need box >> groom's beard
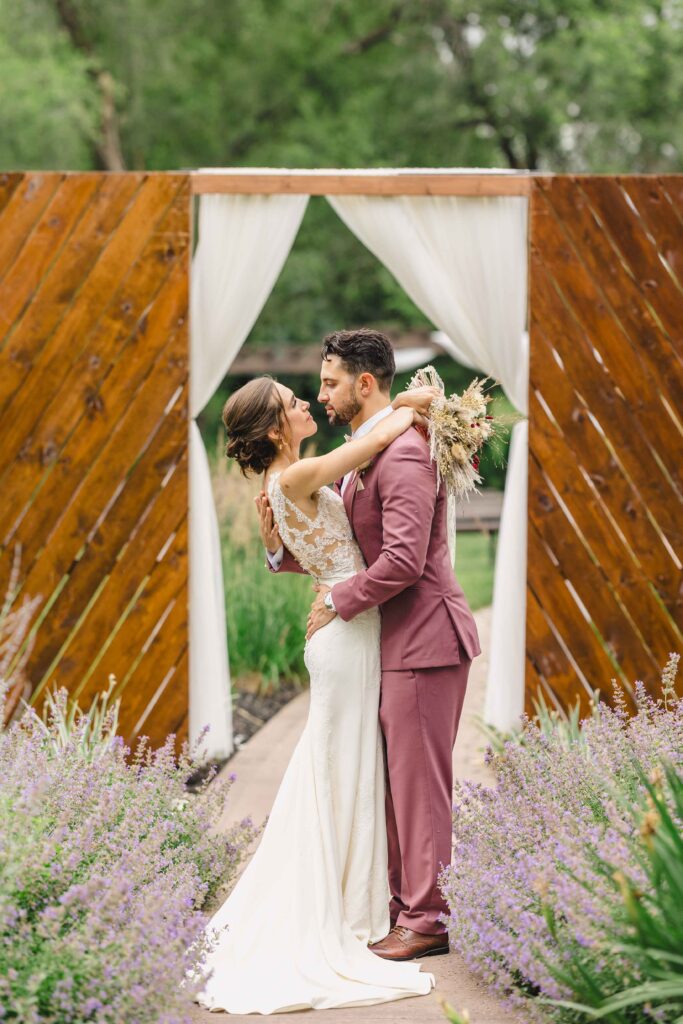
[325,391,362,427]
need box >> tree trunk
[53,0,127,170]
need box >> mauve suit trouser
[379,659,471,935]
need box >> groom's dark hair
[321,328,395,394]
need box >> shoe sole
[373,945,450,962]
[416,945,450,959]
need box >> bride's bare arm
[280,406,418,501]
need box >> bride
[195,375,437,1014]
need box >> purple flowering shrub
[440,656,682,1023]
[544,759,683,1021]
[0,686,258,1024]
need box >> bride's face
[273,383,317,448]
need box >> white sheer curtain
[327,194,528,732]
[190,192,308,758]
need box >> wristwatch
[323,591,336,613]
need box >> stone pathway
[190,606,508,1023]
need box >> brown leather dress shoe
[369,925,449,961]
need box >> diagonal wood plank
[28,448,188,696]
[135,646,189,749]
[0,174,143,413]
[0,174,24,219]
[525,586,591,715]
[115,592,188,740]
[0,175,183,474]
[50,518,187,722]
[0,174,63,287]
[63,519,188,711]
[529,389,683,653]
[529,241,683,554]
[527,518,625,693]
[530,319,682,621]
[620,176,683,290]
[0,172,191,751]
[174,708,189,749]
[658,176,683,230]
[0,175,101,338]
[0,189,190,549]
[578,176,683,347]
[531,186,683,499]
[528,453,662,686]
[2,280,187,604]
[529,251,682,519]
[537,177,683,417]
[528,174,683,714]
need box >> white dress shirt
[266,404,394,572]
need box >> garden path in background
[190,606,508,1024]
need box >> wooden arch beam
[191,170,533,196]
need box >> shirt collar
[351,405,394,440]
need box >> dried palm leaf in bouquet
[405,365,504,501]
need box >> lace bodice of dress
[267,471,365,585]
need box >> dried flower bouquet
[405,365,503,500]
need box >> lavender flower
[440,656,683,1023]
[0,685,258,1023]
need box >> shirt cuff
[266,545,284,570]
[327,588,337,612]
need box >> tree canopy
[2,0,681,176]
[3,0,681,471]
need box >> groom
[257,328,480,960]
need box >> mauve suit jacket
[275,426,481,672]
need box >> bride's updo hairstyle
[222,376,288,477]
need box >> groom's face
[318,356,362,427]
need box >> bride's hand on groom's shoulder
[255,492,281,553]
[392,385,440,417]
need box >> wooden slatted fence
[0,172,190,750]
[2,169,680,741]
[527,175,683,715]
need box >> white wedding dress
[195,473,434,1014]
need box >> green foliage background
[5,0,680,672]
[2,1,681,353]
[3,0,681,471]
[4,1,682,175]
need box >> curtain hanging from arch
[190,190,308,758]
[327,193,529,732]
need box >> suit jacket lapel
[343,470,358,521]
